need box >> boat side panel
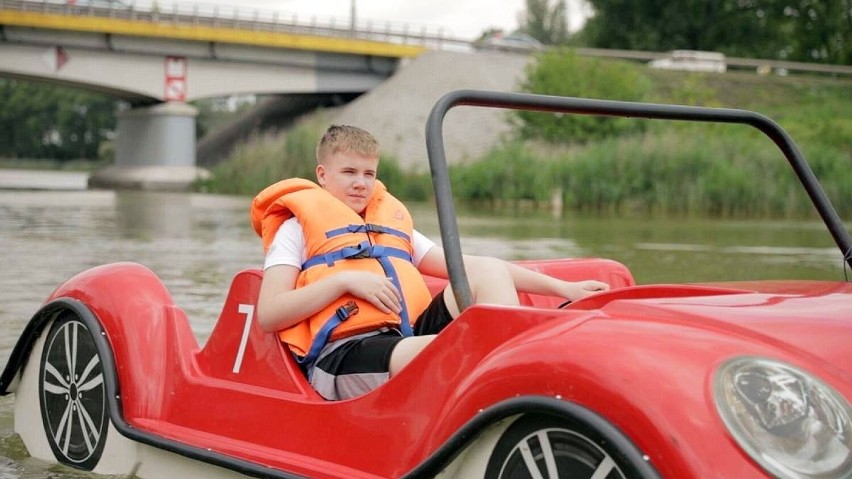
[45,262,200,421]
[195,268,318,398]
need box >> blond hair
[316,125,379,164]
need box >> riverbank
[0,169,89,190]
[200,52,852,218]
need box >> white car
[476,32,544,53]
[649,50,727,73]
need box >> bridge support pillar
[89,102,209,190]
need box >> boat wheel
[39,311,108,470]
[485,415,632,479]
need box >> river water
[0,188,846,477]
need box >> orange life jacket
[250,178,433,360]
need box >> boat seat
[196,268,320,398]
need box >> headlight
[714,357,852,479]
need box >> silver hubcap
[41,317,107,467]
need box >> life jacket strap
[301,241,413,269]
[301,243,415,335]
[302,242,415,334]
[326,224,411,242]
[295,301,359,366]
[375,255,413,337]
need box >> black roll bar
[425,89,852,311]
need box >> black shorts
[308,292,453,400]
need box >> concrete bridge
[0,0,466,189]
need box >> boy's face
[316,150,379,214]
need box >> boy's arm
[257,265,403,333]
[257,265,343,333]
[499,260,609,299]
[417,246,608,301]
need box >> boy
[252,125,608,400]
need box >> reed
[450,124,851,218]
[196,117,426,199]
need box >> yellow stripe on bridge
[0,9,427,58]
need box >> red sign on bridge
[164,56,187,101]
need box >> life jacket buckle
[336,300,359,320]
[349,243,373,259]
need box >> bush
[516,49,653,143]
[377,159,432,201]
[449,141,556,203]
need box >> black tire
[485,414,636,479]
[39,311,108,471]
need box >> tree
[580,0,852,65]
[782,0,852,64]
[518,0,570,45]
[516,50,652,143]
[0,79,119,161]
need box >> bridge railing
[0,0,475,51]
[4,0,850,75]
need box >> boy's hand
[343,271,402,314]
[563,280,610,301]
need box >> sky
[208,0,591,40]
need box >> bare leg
[443,256,520,317]
[389,335,435,376]
[390,257,520,376]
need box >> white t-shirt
[264,217,436,270]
